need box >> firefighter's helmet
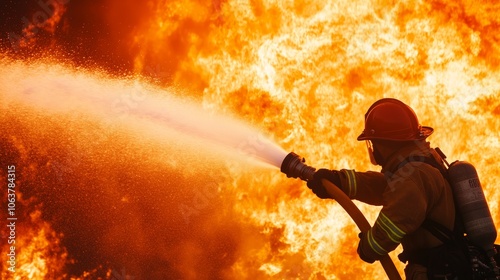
[357,98,433,141]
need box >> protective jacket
[336,141,455,265]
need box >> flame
[0,193,70,279]
[1,0,500,279]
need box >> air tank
[448,161,497,253]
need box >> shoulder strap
[421,219,455,245]
[392,155,448,179]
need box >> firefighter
[306,98,457,279]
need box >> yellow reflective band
[377,218,402,244]
[367,229,388,256]
[345,170,357,197]
[378,212,406,242]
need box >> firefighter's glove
[357,232,376,264]
[306,169,341,199]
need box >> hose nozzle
[280,152,316,181]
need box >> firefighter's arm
[306,169,387,204]
[338,170,387,205]
[357,175,428,262]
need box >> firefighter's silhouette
[308,98,463,279]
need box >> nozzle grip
[280,152,316,181]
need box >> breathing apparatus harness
[390,147,500,280]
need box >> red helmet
[357,98,433,141]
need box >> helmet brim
[420,126,434,139]
[357,125,434,141]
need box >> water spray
[280,152,402,280]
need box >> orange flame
[1,0,500,279]
[0,194,70,279]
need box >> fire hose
[281,152,402,280]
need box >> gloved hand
[357,232,376,263]
[306,169,341,199]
